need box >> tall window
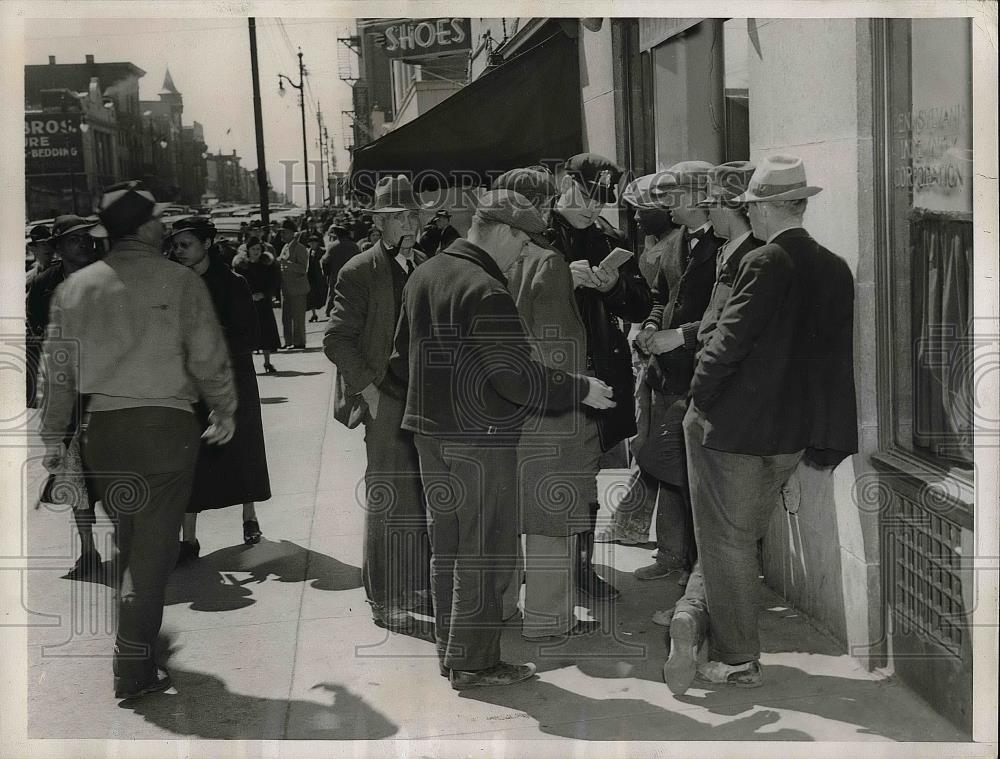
[723,18,749,161]
[887,18,973,468]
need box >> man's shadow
[165,539,362,612]
[461,676,813,741]
[121,639,397,739]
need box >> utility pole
[316,102,326,206]
[278,49,310,212]
[248,18,270,225]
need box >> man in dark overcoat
[389,190,615,690]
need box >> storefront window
[887,18,974,469]
[723,18,749,161]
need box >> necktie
[406,259,415,276]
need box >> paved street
[20,316,969,745]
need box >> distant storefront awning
[351,31,582,194]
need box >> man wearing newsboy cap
[663,155,858,694]
[548,152,653,601]
[40,180,237,700]
[388,189,616,691]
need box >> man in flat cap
[41,180,236,700]
[630,161,722,590]
[547,152,653,601]
[664,155,858,693]
[389,189,615,690]
[325,175,431,633]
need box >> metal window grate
[887,494,964,656]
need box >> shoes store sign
[378,18,471,59]
[25,114,85,175]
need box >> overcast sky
[25,16,358,206]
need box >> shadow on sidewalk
[461,677,813,741]
[121,638,397,739]
[166,539,362,612]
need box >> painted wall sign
[25,114,84,175]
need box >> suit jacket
[388,239,587,445]
[278,239,310,296]
[690,228,858,464]
[695,232,764,349]
[324,241,426,429]
[644,225,722,396]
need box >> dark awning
[350,31,582,195]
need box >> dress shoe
[662,610,700,695]
[292,344,306,349]
[577,571,621,601]
[66,549,104,582]
[372,606,413,633]
[695,659,763,688]
[449,661,536,691]
[114,667,172,699]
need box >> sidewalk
[21,319,970,744]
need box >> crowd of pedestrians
[29,149,857,701]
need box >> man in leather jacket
[545,153,653,600]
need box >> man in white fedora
[663,155,858,693]
[324,174,431,633]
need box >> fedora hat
[735,155,822,202]
[369,175,427,213]
[90,180,170,238]
[50,214,98,241]
[696,161,757,207]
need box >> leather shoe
[372,606,413,633]
[450,661,536,691]
[696,659,763,688]
[577,571,620,601]
[662,610,700,695]
[114,667,172,699]
[634,562,674,580]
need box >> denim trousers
[679,406,802,664]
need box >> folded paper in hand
[599,247,634,272]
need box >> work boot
[449,661,536,691]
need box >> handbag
[37,436,89,510]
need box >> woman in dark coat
[305,233,328,322]
[233,237,281,374]
[168,217,273,562]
